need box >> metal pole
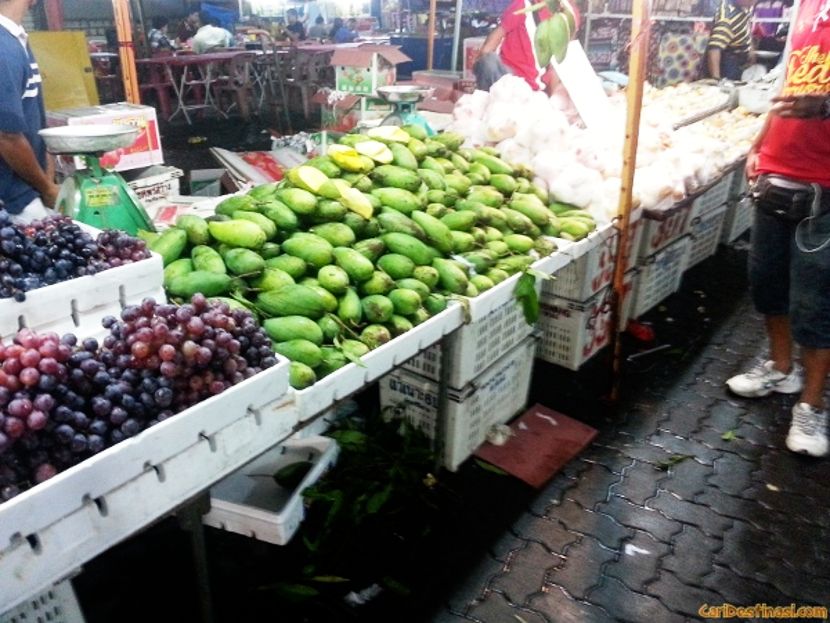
[426,0,437,70]
[112,0,141,104]
[610,0,650,402]
[450,0,463,72]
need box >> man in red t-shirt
[726,0,830,457]
[473,0,576,92]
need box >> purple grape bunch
[0,295,276,501]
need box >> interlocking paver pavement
[433,250,830,622]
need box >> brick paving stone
[444,553,505,613]
[732,420,778,448]
[528,587,616,623]
[745,484,830,527]
[563,463,621,510]
[528,474,580,517]
[598,440,677,467]
[708,455,757,496]
[701,564,794,604]
[544,536,616,599]
[647,431,723,466]
[756,453,830,498]
[700,402,747,433]
[579,445,635,475]
[661,524,722,586]
[489,541,561,605]
[609,460,664,506]
[586,576,686,623]
[646,491,732,538]
[765,562,830,604]
[655,404,703,438]
[694,486,783,529]
[691,426,768,462]
[604,531,670,593]
[489,531,530,563]
[511,514,578,556]
[430,608,476,622]
[549,499,633,550]
[466,592,549,623]
[714,520,782,584]
[647,570,724,617]
[596,496,683,543]
[661,459,713,500]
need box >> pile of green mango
[153,125,597,390]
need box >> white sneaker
[726,360,803,398]
[786,403,829,457]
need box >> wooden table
[137,51,256,124]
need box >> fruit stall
[0,5,769,617]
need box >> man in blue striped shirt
[0,0,58,222]
[706,0,758,79]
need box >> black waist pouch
[753,176,820,222]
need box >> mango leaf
[657,454,692,471]
[271,460,314,489]
[331,429,369,449]
[721,430,736,441]
[310,575,351,583]
[367,484,393,514]
[474,458,509,476]
[525,267,551,281]
[514,272,540,325]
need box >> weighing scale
[39,125,155,234]
[375,85,435,136]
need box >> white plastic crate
[631,235,692,318]
[0,253,165,341]
[203,436,339,546]
[692,174,731,218]
[687,204,728,269]
[0,359,294,612]
[1,579,84,623]
[720,197,754,243]
[537,271,635,370]
[728,161,748,200]
[401,297,532,388]
[638,201,694,259]
[125,166,183,207]
[379,336,536,471]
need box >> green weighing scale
[376,85,435,136]
[39,124,155,234]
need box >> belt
[754,174,830,220]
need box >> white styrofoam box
[638,201,694,259]
[720,197,754,243]
[401,296,532,387]
[691,174,731,220]
[125,166,183,207]
[0,579,85,623]
[290,304,464,422]
[0,360,294,612]
[379,336,536,471]
[203,436,339,546]
[631,235,692,319]
[687,204,728,269]
[537,271,636,371]
[543,224,617,301]
[0,253,164,342]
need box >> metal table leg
[177,494,214,623]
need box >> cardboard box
[47,103,163,174]
[330,44,411,96]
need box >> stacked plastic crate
[686,175,732,268]
[720,161,753,243]
[536,224,639,371]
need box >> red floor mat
[474,404,598,488]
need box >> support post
[112,0,141,104]
[450,0,463,72]
[610,0,650,401]
[426,0,437,70]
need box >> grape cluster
[0,296,277,501]
[0,209,151,301]
[91,229,151,271]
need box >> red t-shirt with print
[758,0,830,186]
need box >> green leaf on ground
[721,430,737,441]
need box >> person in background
[191,11,234,53]
[706,0,757,80]
[308,15,327,39]
[334,17,358,43]
[726,0,830,457]
[302,0,328,29]
[473,0,578,92]
[286,8,306,41]
[147,16,175,52]
[0,0,59,224]
[177,6,200,46]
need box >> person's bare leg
[799,347,830,408]
[766,315,794,373]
